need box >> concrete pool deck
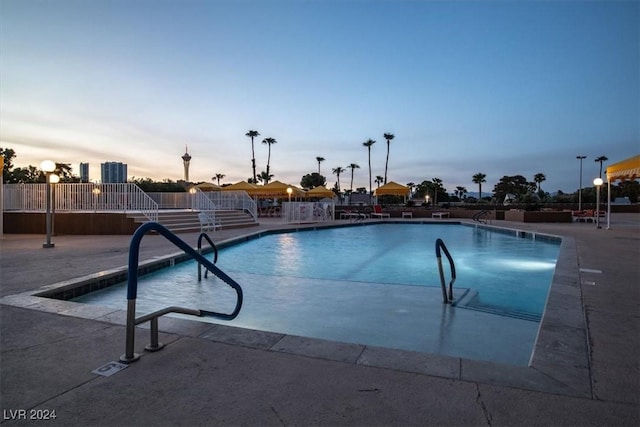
[1,214,638,425]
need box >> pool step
[127,210,258,233]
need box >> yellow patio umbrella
[306,185,335,198]
[374,181,411,197]
[604,154,640,228]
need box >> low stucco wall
[503,210,572,223]
[3,212,140,235]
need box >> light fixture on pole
[287,187,292,203]
[576,155,586,211]
[92,186,101,212]
[593,177,603,229]
[40,160,56,248]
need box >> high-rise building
[182,146,192,182]
[79,162,89,183]
[101,162,128,183]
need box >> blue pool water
[74,223,561,365]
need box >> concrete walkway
[1,215,638,426]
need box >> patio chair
[371,205,391,219]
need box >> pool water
[74,223,560,365]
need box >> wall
[3,212,140,235]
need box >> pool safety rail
[473,210,491,224]
[435,238,456,304]
[120,222,243,363]
[197,232,219,280]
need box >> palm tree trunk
[251,137,257,183]
[368,148,372,201]
[266,145,271,184]
[384,142,390,184]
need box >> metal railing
[435,238,456,304]
[473,210,491,224]
[121,222,243,363]
[282,201,335,223]
[147,190,257,220]
[3,183,158,221]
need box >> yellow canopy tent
[306,185,334,199]
[220,181,259,196]
[374,181,411,197]
[187,182,221,192]
[254,180,306,198]
[604,154,640,228]
[606,155,640,182]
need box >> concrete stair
[127,210,258,234]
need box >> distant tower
[182,145,192,182]
[79,162,89,183]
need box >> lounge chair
[340,209,367,221]
[371,205,391,219]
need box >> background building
[182,146,191,182]
[79,162,89,183]
[101,161,127,183]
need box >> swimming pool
[74,223,561,365]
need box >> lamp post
[576,155,586,211]
[593,177,603,229]
[40,160,56,248]
[287,187,292,203]
[92,186,101,212]
[189,187,197,210]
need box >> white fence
[282,202,334,223]
[2,184,258,223]
[147,190,257,220]
[3,183,159,221]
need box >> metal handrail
[121,222,243,363]
[473,210,491,224]
[435,238,456,304]
[197,232,219,281]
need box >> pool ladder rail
[435,238,456,304]
[472,210,491,224]
[120,222,243,364]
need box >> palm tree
[472,173,487,201]
[595,156,608,178]
[213,173,225,186]
[245,130,260,184]
[533,173,546,192]
[257,170,274,184]
[347,163,360,192]
[432,177,443,206]
[455,186,467,200]
[262,137,277,184]
[332,166,345,192]
[316,156,325,175]
[406,182,415,199]
[383,133,394,184]
[375,175,384,187]
[362,139,376,199]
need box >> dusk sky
[1,0,638,194]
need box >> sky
[1,0,638,195]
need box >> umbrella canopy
[254,180,306,198]
[374,181,410,197]
[606,155,640,182]
[306,185,334,198]
[221,181,259,195]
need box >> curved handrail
[473,210,490,223]
[197,232,218,280]
[122,222,243,363]
[435,238,456,304]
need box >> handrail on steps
[435,238,456,304]
[120,222,243,363]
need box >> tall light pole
[594,177,603,229]
[576,156,586,211]
[40,160,57,248]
